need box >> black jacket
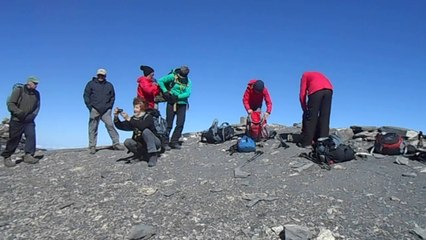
[7,84,40,122]
[114,113,157,142]
[83,77,115,115]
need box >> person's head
[133,97,147,114]
[26,76,39,89]
[96,68,107,81]
[174,65,190,81]
[253,80,264,93]
[140,65,154,79]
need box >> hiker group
[7,67,419,169]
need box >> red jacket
[299,72,333,110]
[137,76,160,109]
[243,80,272,113]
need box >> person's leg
[101,109,122,149]
[124,138,145,158]
[1,120,25,167]
[317,89,333,139]
[164,103,175,150]
[88,108,101,151]
[142,128,161,167]
[170,104,186,148]
[300,91,322,147]
[21,121,39,164]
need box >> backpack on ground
[237,135,256,152]
[201,119,235,144]
[372,132,405,155]
[313,134,355,166]
[246,111,268,141]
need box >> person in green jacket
[157,66,192,150]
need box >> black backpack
[313,134,355,165]
[144,109,168,142]
[201,119,235,143]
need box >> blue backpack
[237,135,256,152]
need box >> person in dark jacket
[298,71,334,148]
[114,97,162,167]
[137,65,160,109]
[1,77,41,167]
[83,68,124,154]
[157,66,192,150]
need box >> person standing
[137,65,160,109]
[298,71,333,147]
[157,66,191,150]
[1,77,41,167]
[83,68,124,154]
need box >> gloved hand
[162,92,171,102]
[169,95,178,104]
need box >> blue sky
[1,0,425,149]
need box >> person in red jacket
[242,80,272,118]
[137,65,160,109]
[298,71,333,147]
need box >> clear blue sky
[1,1,425,149]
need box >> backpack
[201,119,235,143]
[237,135,256,152]
[373,132,404,155]
[145,109,168,138]
[313,134,355,165]
[7,83,25,105]
[246,111,269,141]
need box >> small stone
[390,196,400,202]
[402,173,417,178]
[234,167,250,178]
[316,228,335,240]
[333,165,346,170]
[394,156,409,165]
[284,224,312,240]
[139,187,157,196]
[128,224,155,240]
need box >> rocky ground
[0,124,425,240]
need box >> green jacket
[158,73,191,105]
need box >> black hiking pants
[166,103,187,145]
[1,119,36,158]
[301,89,333,146]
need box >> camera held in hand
[117,108,123,114]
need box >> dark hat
[140,65,154,77]
[176,65,190,79]
[253,80,264,92]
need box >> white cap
[96,68,107,75]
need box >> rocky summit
[0,123,425,240]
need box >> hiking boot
[164,145,171,151]
[148,153,158,167]
[23,154,39,164]
[113,143,125,151]
[3,157,16,168]
[169,143,181,150]
[89,147,96,154]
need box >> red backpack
[246,111,269,141]
[373,132,404,155]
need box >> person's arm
[83,82,92,110]
[176,79,191,100]
[157,73,175,93]
[299,75,308,111]
[113,111,133,131]
[7,87,25,119]
[263,88,272,114]
[23,91,41,122]
[108,83,115,110]
[242,88,252,113]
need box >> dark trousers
[301,89,333,146]
[166,103,187,144]
[1,120,36,158]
